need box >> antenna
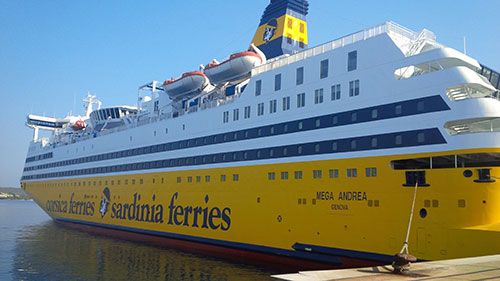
[463,36,467,55]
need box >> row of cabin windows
[254,50,358,96]
[23,128,434,180]
[26,98,427,173]
[176,174,239,183]
[33,178,145,188]
[267,167,376,180]
[225,79,362,122]
[26,152,53,163]
[26,97,436,173]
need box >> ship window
[395,105,402,115]
[294,171,303,179]
[223,111,229,123]
[232,174,239,181]
[348,51,357,71]
[275,74,281,91]
[320,59,329,79]
[244,106,251,119]
[315,119,321,128]
[350,140,357,150]
[351,112,357,122]
[297,93,305,108]
[314,88,324,104]
[417,101,425,112]
[371,138,378,148]
[299,41,305,48]
[332,142,338,151]
[258,102,264,116]
[395,135,403,145]
[220,175,226,182]
[332,115,338,125]
[371,109,378,119]
[270,99,277,113]
[365,167,377,177]
[315,144,320,152]
[268,172,276,180]
[299,23,305,33]
[283,147,288,156]
[298,121,303,130]
[349,80,360,96]
[205,175,210,182]
[283,124,289,132]
[417,132,425,143]
[282,96,290,111]
[187,176,193,183]
[281,171,289,180]
[297,145,303,154]
[296,67,304,85]
[313,170,322,179]
[347,168,358,178]
[432,155,455,168]
[329,169,339,178]
[196,176,201,183]
[331,84,341,100]
[233,109,239,121]
[255,80,262,96]
[391,157,430,170]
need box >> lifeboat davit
[203,44,266,84]
[163,71,209,100]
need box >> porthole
[463,170,473,178]
[419,208,427,218]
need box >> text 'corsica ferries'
[21,0,500,269]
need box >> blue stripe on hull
[55,217,394,265]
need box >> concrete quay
[272,254,500,280]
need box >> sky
[0,0,499,187]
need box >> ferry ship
[21,0,500,268]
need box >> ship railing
[252,21,421,76]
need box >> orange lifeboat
[204,50,265,84]
[163,71,209,100]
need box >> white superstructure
[22,21,500,182]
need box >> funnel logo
[263,19,278,42]
[99,187,111,217]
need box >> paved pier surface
[272,254,500,280]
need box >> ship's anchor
[392,181,418,273]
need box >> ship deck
[272,254,500,280]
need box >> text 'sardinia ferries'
[21,0,500,269]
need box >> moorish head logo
[263,19,278,42]
[99,187,111,217]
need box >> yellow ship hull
[22,148,500,267]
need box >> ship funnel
[251,0,309,59]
